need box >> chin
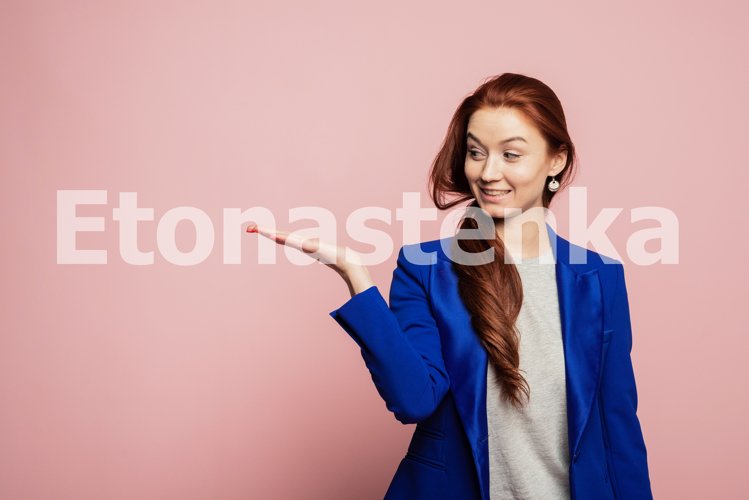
[475,204,520,220]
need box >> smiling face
[464,106,566,220]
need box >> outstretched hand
[245,223,375,296]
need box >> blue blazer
[329,223,653,499]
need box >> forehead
[466,107,541,144]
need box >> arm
[601,263,654,499]
[328,245,451,424]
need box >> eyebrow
[466,132,528,147]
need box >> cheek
[504,171,533,189]
[507,165,544,186]
[464,163,481,181]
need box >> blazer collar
[433,222,604,500]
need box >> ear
[549,147,568,177]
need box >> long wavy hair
[428,73,578,408]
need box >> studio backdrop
[1,1,746,499]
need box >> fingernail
[246,222,258,233]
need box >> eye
[467,149,521,161]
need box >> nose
[480,154,505,183]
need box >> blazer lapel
[432,223,604,500]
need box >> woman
[246,73,653,499]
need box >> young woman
[246,73,653,500]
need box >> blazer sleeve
[328,244,451,424]
[601,263,654,499]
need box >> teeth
[483,189,510,195]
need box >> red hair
[428,73,578,408]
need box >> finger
[246,224,343,265]
[302,238,344,264]
[246,224,287,244]
[298,236,321,254]
[288,236,342,268]
[274,231,315,251]
[248,225,322,254]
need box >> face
[464,106,566,219]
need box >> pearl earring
[547,176,560,192]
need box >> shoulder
[402,234,622,264]
[556,232,621,268]
[562,238,627,322]
[563,235,623,288]
[397,237,450,266]
[398,234,625,277]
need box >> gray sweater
[486,251,571,499]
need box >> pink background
[2,1,747,498]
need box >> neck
[494,209,551,262]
